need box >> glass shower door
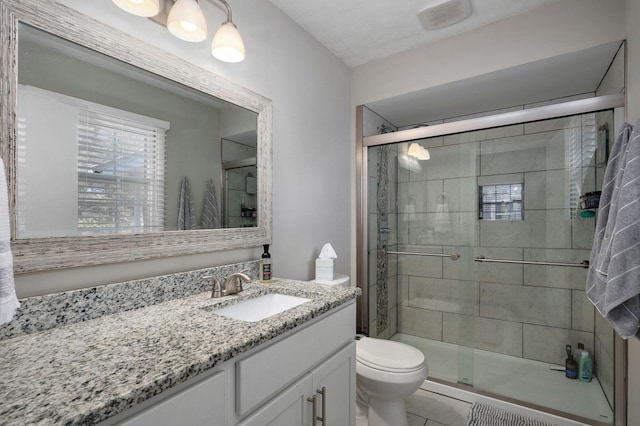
[223,163,257,228]
[365,108,617,424]
[366,137,479,386]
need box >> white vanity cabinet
[104,301,356,426]
[237,342,355,426]
[235,302,356,425]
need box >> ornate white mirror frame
[0,0,272,273]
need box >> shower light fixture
[407,142,421,156]
[408,143,430,160]
[112,0,245,63]
[416,148,430,160]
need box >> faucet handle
[224,270,252,293]
[236,269,251,291]
[204,275,222,298]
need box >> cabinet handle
[307,395,317,425]
[316,387,327,425]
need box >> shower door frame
[355,94,627,426]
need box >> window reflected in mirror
[16,23,258,238]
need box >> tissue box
[315,258,336,281]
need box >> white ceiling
[268,0,623,127]
[268,0,564,68]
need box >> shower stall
[356,96,626,425]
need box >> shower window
[478,183,523,220]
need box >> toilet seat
[356,337,425,373]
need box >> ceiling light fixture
[112,0,245,63]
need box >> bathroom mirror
[0,0,272,273]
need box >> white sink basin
[213,293,311,322]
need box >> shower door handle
[387,250,460,261]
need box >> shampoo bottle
[578,343,593,383]
[259,244,272,283]
[565,345,578,379]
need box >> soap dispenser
[578,343,593,383]
[259,244,272,283]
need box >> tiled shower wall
[390,111,613,373]
[364,106,399,339]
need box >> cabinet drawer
[236,302,355,417]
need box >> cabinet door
[312,342,356,426]
[117,370,226,426]
[237,374,314,426]
[236,303,355,417]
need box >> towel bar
[474,256,589,268]
[387,250,460,261]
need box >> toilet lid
[356,337,425,373]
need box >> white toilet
[355,336,428,426]
[310,274,428,426]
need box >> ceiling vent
[418,0,473,31]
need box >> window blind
[77,110,167,234]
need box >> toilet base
[359,398,409,426]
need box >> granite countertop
[0,278,359,425]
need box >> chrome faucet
[222,269,252,295]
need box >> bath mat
[467,402,557,426]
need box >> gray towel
[177,177,196,230]
[201,179,220,229]
[246,175,257,195]
[586,119,640,338]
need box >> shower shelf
[386,250,460,261]
[474,256,589,268]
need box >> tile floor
[406,389,471,426]
[355,389,471,426]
